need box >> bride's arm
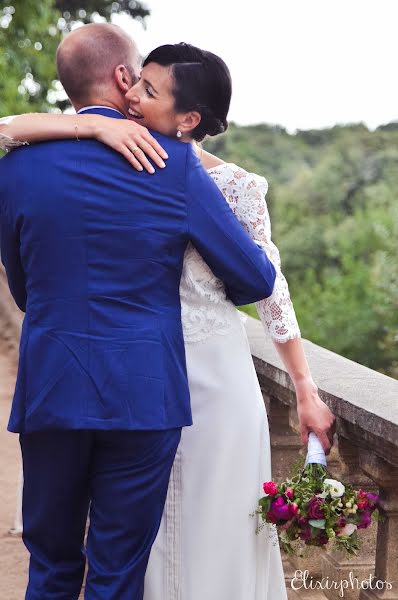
[249,176,335,452]
[273,338,335,452]
[0,113,168,173]
[211,164,335,452]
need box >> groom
[0,24,276,600]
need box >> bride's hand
[295,378,336,454]
[93,117,168,174]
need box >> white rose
[323,478,345,498]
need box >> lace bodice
[180,163,301,343]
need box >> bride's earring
[176,130,182,138]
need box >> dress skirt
[144,313,287,600]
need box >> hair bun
[197,106,228,138]
[206,116,228,137]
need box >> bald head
[56,23,140,107]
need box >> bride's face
[125,62,181,137]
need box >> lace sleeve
[0,116,29,152]
[228,166,301,343]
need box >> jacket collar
[77,106,126,120]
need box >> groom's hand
[94,117,168,174]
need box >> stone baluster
[322,433,378,600]
[265,391,329,587]
[263,393,302,486]
[359,453,398,600]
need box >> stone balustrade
[244,316,398,600]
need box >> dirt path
[0,343,28,599]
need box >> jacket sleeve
[0,163,27,312]
[185,148,276,306]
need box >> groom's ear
[178,111,201,135]
[114,64,133,93]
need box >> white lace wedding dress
[144,163,300,600]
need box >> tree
[0,1,61,115]
[0,0,150,117]
[55,0,149,27]
[204,123,398,378]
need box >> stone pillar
[265,392,329,583]
[263,393,307,587]
[263,393,302,483]
[359,454,398,600]
[322,434,378,600]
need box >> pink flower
[297,518,312,541]
[263,481,278,497]
[265,510,278,524]
[317,532,329,545]
[300,527,312,541]
[290,503,299,515]
[356,490,379,511]
[357,510,372,529]
[307,496,325,520]
[285,488,294,499]
[366,493,379,508]
[337,523,357,537]
[281,517,295,531]
[269,496,292,521]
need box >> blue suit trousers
[20,428,182,599]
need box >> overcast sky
[114,0,398,132]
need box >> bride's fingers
[117,144,144,171]
[316,430,332,454]
[125,122,168,160]
[140,131,169,161]
[328,426,336,446]
[134,138,167,169]
[300,428,309,445]
[126,143,155,174]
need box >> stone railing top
[244,316,398,467]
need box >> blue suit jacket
[0,107,276,433]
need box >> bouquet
[257,433,380,555]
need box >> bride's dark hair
[143,43,232,142]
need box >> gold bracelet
[74,123,80,141]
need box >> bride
[0,42,335,599]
